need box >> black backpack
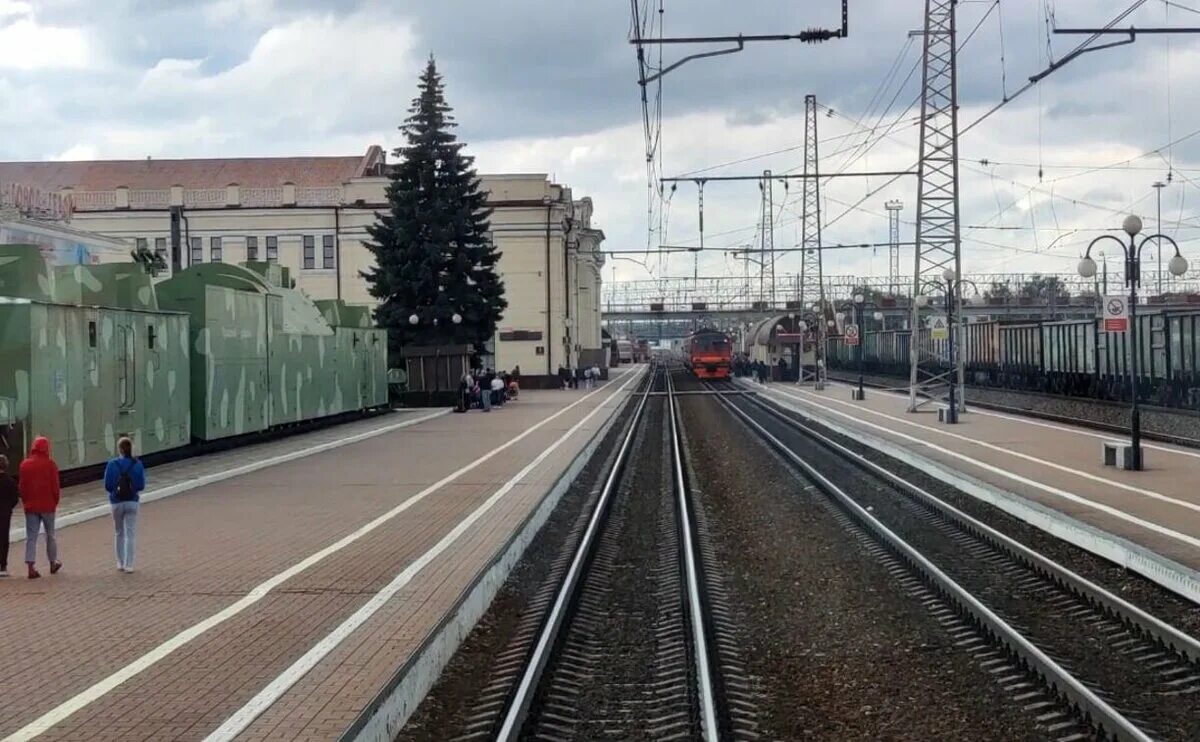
[116,459,138,502]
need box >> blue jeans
[480,387,491,411]
[112,501,139,569]
[24,512,57,565]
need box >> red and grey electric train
[683,328,733,380]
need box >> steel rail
[823,372,1200,449]
[740,391,1200,665]
[666,370,722,741]
[495,367,657,740]
[713,391,1154,742]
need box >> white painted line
[826,379,1200,461]
[204,366,644,741]
[6,409,452,546]
[2,373,643,742]
[780,385,1200,517]
[753,383,1200,550]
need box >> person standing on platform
[0,455,17,577]
[104,437,146,573]
[19,436,61,579]
[491,373,505,407]
[479,373,492,412]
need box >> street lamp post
[408,310,464,393]
[1078,215,1188,471]
[941,269,959,424]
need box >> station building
[0,147,605,383]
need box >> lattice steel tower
[886,200,903,295]
[909,0,962,411]
[799,94,827,386]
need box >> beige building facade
[0,147,605,381]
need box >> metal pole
[948,286,957,422]
[1128,236,1142,470]
[1153,181,1165,294]
[857,304,864,397]
[767,170,775,308]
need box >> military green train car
[0,245,191,469]
[155,261,388,442]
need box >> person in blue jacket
[104,437,146,573]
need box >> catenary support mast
[909,0,963,412]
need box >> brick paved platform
[743,378,1200,601]
[0,368,644,741]
[6,408,448,545]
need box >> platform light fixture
[1077,214,1190,470]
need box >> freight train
[684,328,732,380]
[824,311,1200,409]
[0,244,388,470]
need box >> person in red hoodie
[19,437,61,579]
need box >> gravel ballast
[678,391,1051,741]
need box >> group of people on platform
[557,364,603,390]
[458,365,521,413]
[732,354,774,383]
[1,436,146,580]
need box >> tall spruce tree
[363,56,506,361]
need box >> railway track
[480,364,747,740]
[709,380,1200,741]
[823,372,1200,449]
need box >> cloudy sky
[2,0,1198,290]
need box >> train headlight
[1076,257,1098,279]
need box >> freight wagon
[0,246,389,471]
[825,308,1200,409]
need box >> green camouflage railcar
[0,245,191,468]
[156,262,387,442]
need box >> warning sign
[930,317,949,341]
[845,324,860,346]
[1103,294,1128,333]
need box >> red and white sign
[1103,294,1128,333]
[845,324,860,346]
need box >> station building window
[322,234,335,269]
[246,236,258,261]
[303,235,315,269]
[190,236,202,264]
[210,236,223,262]
[154,237,166,262]
[266,236,278,262]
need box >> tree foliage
[362,55,506,362]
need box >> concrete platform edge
[754,383,1200,605]
[7,408,451,545]
[341,382,640,742]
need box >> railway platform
[0,367,644,742]
[739,377,1200,601]
[6,408,449,544]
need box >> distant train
[684,328,732,380]
[0,245,388,471]
[614,339,634,365]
